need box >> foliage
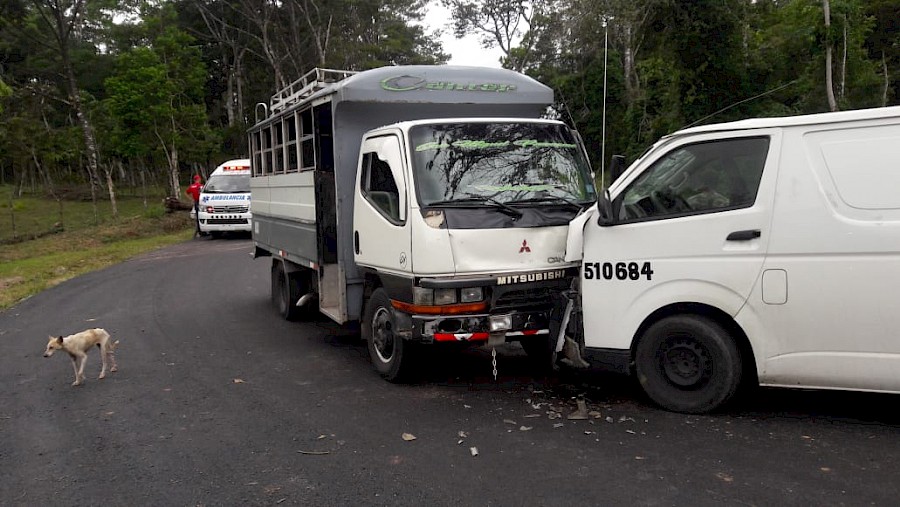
[2,0,899,200]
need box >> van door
[353,134,412,276]
[581,130,780,352]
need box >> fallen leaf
[317,435,327,440]
[401,433,417,441]
[519,426,533,431]
[716,472,734,483]
[553,423,564,428]
[626,430,636,434]
[457,440,464,445]
[589,411,602,419]
[820,467,832,473]
[470,447,479,457]
[635,456,646,460]
[503,419,517,425]
[458,431,468,438]
[524,414,541,418]
[605,417,614,423]
[233,378,245,384]
[297,450,329,455]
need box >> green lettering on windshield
[415,139,576,152]
[513,139,577,149]
[473,184,557,192]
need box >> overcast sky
[422,4,504,68]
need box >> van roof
[671,105,900,139]
[212,159,250,175]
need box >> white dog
[43,328,119,386]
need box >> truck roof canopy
[265,65,553,118]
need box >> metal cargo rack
[269,68,357,113]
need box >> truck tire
[271,261,313,321]
[363,288,417,382]
[635,314,743,414]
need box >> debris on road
[233,378,245,384]
[401,433,417,441]
[567,395,589,420]
[470,447,479,457]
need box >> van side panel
[752,120,900,390]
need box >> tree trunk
[103,162,119,219]
[841,14,847,99]
[823,0,838,111]
[31,146,64,229]
[7,185,17,240]
[168,146,180,199]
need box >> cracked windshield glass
[410,122,596,206]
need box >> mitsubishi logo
[519,240,531,253]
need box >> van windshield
[203,174,250,193]
[410,122,596,206]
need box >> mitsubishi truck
[248,66,596,380]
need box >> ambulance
[197,159,252,236]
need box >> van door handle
[354,231,360,254]
[726,229,761,241]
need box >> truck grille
[493,287,556,312]
[208,218,249,225]
[212,205,249,213]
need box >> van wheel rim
[660,337,710,388]
[372,307,394,363]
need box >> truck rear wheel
[271,261,314,321]
[363,288,417,382]
[635,314,743,414]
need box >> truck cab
[354,118,595,379]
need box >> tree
[441,0,547,71]
[27,0,106,220]
[105,18,211,197]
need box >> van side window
[361,152,402,223]
[619,137,770,221]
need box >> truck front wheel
[635,315,743,414]
[363,288,416,382]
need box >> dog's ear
[57,336,64,344]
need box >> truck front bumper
[408,310,553,345]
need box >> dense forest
[1,0,898,215]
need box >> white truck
[564,105,900,413]
[249,66,597,380]
[196,159,252,237]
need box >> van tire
[363,288,416,382]
[635,315,743,414]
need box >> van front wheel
[363,288,416,382]
[635,315,742,414]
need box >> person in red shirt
[186,174,204,236]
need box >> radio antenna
[683,79,798,130]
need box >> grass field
[0,186,194,310]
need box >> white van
[197,159,252,236]
[574,105,900,413]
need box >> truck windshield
[410,122,596,206]
[203,174,250,193]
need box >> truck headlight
[413,287,433,306]
[434,288,457,305]
[460,287,483,303]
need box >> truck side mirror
[609,155,627,185]
[596,189,617,227]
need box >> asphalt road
[2,237,899,506]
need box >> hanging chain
[491,347,498,381]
